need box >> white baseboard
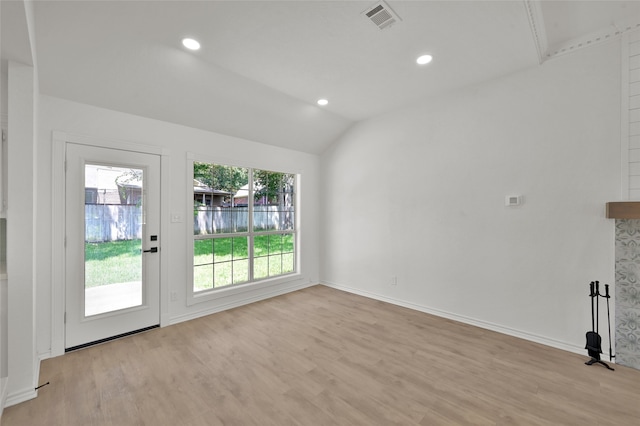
[321,280,588,357]
[169,281,316,326]
[5,386,36,408]
[38,351,52,362]
[4,351,42,408]
[0,377,8,419]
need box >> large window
[192,162,296,292]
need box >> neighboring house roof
[233,183,263,199]
[86,165,142,190]
[233,184,249,200]
[193,179,233,196]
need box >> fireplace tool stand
[585,281,615,371]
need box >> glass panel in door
[84,164,143,316]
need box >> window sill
[187,272,303,306]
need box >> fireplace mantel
[606,202,640,219]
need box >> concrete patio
[85,281,142,316]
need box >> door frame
[51,131,171,357]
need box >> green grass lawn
[85,235,294,290]
[193,234,295,291]
[85,239,142,288]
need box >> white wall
[0,1,6,414]
[7,61,38,405]
[36,95,321,357]
[320,40,621,354]
[0,0,9,410]
[623,30,640,199]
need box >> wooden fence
[85,205,295,241]
[85,205,141,242]
[194,206,294,234]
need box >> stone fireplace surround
[615,219,640,369]
[607,203,640,369]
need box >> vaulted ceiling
[4,1,640,154]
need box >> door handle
[143,247,158,253]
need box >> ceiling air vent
[363,1,402,31]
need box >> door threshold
[65,325,160,352]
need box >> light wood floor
[3,285,640,425]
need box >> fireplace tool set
[585,280,615,371]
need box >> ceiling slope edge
[524,0,548,65]
[545,15,640,61]
[525,0,640,64]
[1,0,36,67]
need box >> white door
[65,143,160,350]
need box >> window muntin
[252,170,295,232]
[193,164,249,235]
[193,236,249,291]
[192,163,296,292]
[253,233,295,280]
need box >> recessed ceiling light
[182,38,201,50]
[416,54,433,65]
[317,99,329,106]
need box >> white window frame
[186,155,301,306]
